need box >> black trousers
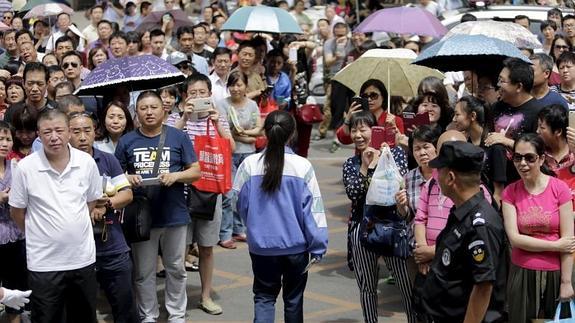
[250,252,309,323]
[0,239,27,314]
[28,264,97,323]
[96,251,138,323]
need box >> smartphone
[289,47,298,62]
[569,111,575,129]
[189,97,212,113]
[351,96,369,112]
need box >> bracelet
[344,120,351,126]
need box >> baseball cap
[428,141,484,173]
[167,51,191,66]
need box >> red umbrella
[136,9,192,33]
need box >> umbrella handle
[387,64,390,115]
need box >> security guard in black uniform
[420,141,507,323]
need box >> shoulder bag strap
[152,125,167,177]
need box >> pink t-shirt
[502,176,572,271]
[414,174,492,246]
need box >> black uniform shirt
[421,191,507,322]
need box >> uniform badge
[468,240,485,264]
[442,249,451,266]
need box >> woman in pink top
[502,133,575,323]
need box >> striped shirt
[415,176,492,246]
[165,113,231,145]
[404,167,427,220]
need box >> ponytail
[261,110,296,193]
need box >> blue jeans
[250,252,309,323]
[219,152,251,241]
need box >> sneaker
[232,233,247,242]
[218,239,237,249]
[329,141,340,153]
[198,299,223,315]
[185,261,199,272]
[311,134,325,141]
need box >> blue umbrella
[221,5,302,34]
[75,55,185,96]
[412,34,530,72]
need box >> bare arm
[559,201,575,299]
[10,207,25,232]
[109,189,133,210]
[502,201,575,252]
[463,282,493,323]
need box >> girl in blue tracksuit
[233,110,328,323]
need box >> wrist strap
[152,125,167,177]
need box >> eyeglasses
[361,92,379,100]
[555,45,570,50]
[62,62,79,69]
[512,152,539,163]
[478,85,495,92]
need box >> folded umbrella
[221,5,302,34]
[443,20,542,50]
[75,55,186,96]
[355,6,448,38]
[412,34,531,72]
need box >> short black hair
[540,19,558,32]
[97,19,112,28]
[176,25,194,40]
[212,14,225,24]
[57,94,85,114]
[563,14,575,23]
[140,1,151,14]
[61,50,83,64]
[23,62,49,83]
[55,81,75,93]
[211,47,232,62]
[557,51,575,70]
[185,73,212,93]
[126,31,141,44]
[110,31,128,43]
[150,29,165,39]
[502,57,534,92]
[15,29,33,42]
[55,35,76,49]
[47,65,63,77]
[56,12,70,20]
[37,107,69,128]
[548,8,562,18]
[514,15,530,23]
[349,110,376,129]
[411,124,441,148]
[538,104,567,138]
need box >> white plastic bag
[365,147,404,206]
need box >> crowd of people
[1,0,575,322]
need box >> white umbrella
[443,20,542,50]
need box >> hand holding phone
[351,96,369,112]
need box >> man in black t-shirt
[485,58,544,185]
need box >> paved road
[94,134,409,323]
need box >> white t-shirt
[9,146,103,272]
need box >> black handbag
[359,205,411,259]
[187,185,218,221]
[121,126,167,243]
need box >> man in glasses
[167,51,196,77]
[562,15,575,46]
[61,51,83,90]
[420,141,507,323]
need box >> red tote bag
[192,120,232,194]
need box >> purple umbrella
[355,6,448,38]
[136,9,192,33]
[74,55,185,96]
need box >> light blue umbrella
[221,5,302,34]
[412,34,530,72]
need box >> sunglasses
[62,62,79,69]
[555,45,569,50]
[512,152,539,163]
[361,92,379,100]
[176,62,191,70]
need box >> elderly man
[10,108,103,323]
